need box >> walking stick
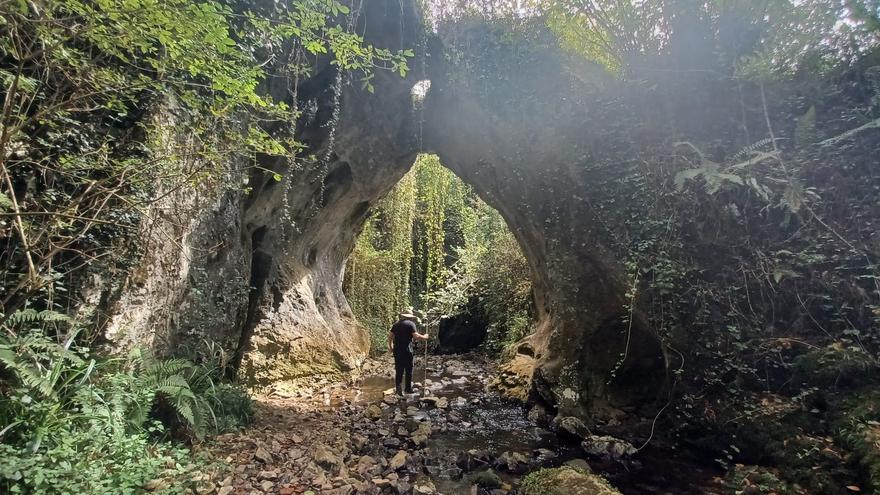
[422,319,430,397]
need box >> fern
[730,137,775,163]
[5,309,70,326]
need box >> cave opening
[342,153,537,358]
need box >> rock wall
[234,1,423,384]
[100,0,424,385]
[422,28,668,422]
[97,100,250,357]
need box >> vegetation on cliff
[343,153,533,353]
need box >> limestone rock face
[98,101,250,356]
[101,0,422,385]
[422,23,668,422]
[234,1,422,384]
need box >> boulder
[489,354,535,402]
[581,435,637,460]
[552,415,591,440]
[521,467,621,495]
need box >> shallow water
[347,357,723,494]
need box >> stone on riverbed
[413,480,436,494]
[456,449,493,472]
[496,451,530,474]
[365,404,382,420]
[581,435,637,460]
[313,444,344,474]
[551,415,591,440]
[390,450,408,471]
[420,396,449,409]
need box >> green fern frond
[144,359,193,379]
[170,398,196,428]
[4,309,70,326]
[730,138,774,163]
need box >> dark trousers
[394,351,414,393]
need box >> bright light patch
[411,79,432,104]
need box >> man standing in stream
[388,308,430,396]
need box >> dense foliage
[344,154,533,353]
[0,318,252,494]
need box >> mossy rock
[520,467,621,495]
[471,469,502,488]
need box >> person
[388,308,429,395]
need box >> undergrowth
[0,310,253,494]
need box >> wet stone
[581,435,637,460]
[496,451,530,474]
[552,415,591,440]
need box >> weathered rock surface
[489,353,535,402]
[552,415,592,440]
[581,435,638,460]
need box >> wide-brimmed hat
[399,307,417,319]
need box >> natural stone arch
[231,1,666,424]
[104,0,667,426]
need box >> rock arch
[106,0,667,425]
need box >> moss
[793,343,877,388]
[833,389,880,490]
[520,467,620,495]
[471,469,502,488]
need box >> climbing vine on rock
[345,153,533,353]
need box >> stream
[346,354,724,494]
[212,354,724,494]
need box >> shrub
[0,327,251,493]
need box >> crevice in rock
[233,226,273,372]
